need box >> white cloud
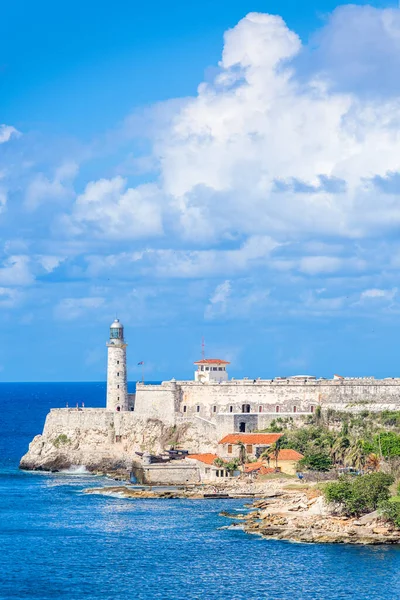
[0,256,33,286]
[0,125,20,144]
[125,11,400,245]
[205,280,231,320]
[37,255,64,273]
[361,288,397,301]
[67,176,163,240]
[25,162,78,210]
[83,235,277,280]
[0,287,21,307]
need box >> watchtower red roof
[194,359,230,365]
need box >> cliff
[19,408,218,473]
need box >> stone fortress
[20,319,400,473]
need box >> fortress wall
[173,380,400,419]
[134,383,179,424]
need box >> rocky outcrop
[19,408,219,473]
[222,488,400,545]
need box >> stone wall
[132,462,200,485]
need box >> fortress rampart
[19,319,400,473]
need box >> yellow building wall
[276,459,298,475]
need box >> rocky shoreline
[221,486,400,545]
[81,478,400,545]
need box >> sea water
[1,382,400,600]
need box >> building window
[242,404,251,413]
[115,435,122,443]
[116,406,121,412]
[205,367,209,371]
[259,406,263,413]
[293,406,297,413]
[205,468,210,474]
[196,405,200,413]
[117,361,119,365]
[227,444,233,454]
[183,405,187,413]
[311,405,315,413]
[229,406,233,413]
[117,385,119,389]
[276,406,280,413]
[118,396,119,401]
[117,372,120,377]
[213,405,217,413]
[216,470,220,478]
[218,367,223,371]
[200,366,204,371]
[246,444,253,454]
[212,367,217,371]
[239,422,246,433]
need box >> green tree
[374,432,400,458]
[324,472,394,516]
[297,451,332,472]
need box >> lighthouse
[106,319,128,411]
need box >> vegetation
[53,434,70,448]
[259,409,400,472]
[213,457,240,473]
[298,451,332,472]
[379,500,400,528]
[324,472,394,516]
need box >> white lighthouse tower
[106,319,128,411]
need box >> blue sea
[1,383,400,600]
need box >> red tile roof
[244,461,263,473]
[275,449,303,461]
[187,453,218,465]
[194,359,230,365]
[219,433,283,445]
[260,467,275,475]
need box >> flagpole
[142,362,144,384]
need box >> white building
[194,359,230,383]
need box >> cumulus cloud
[0,256,33,286]
[25,162,78,210]
[66,176,163,240]
[83,234,278,279]
[0,125,20,144]
[129,11,400,245]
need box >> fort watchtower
[194,359,230,383]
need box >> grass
[389,496,400,503]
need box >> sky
[2,0,400,381]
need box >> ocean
[1,382,400,600]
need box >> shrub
[53,434,70,448]
[374,432,400,457]
[298,451,332,472]
[324,472,394,516]
[379,500,400,529]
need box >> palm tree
[345,438,368,470]
[261,437,283,471]
[331,435,350,466]
[236,441,247,466]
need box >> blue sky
[2,0,400,381]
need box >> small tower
[194,359,230,383]
[106,319,128,411]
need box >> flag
[137,361,144,365]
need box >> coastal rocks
[222,488,400,545]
